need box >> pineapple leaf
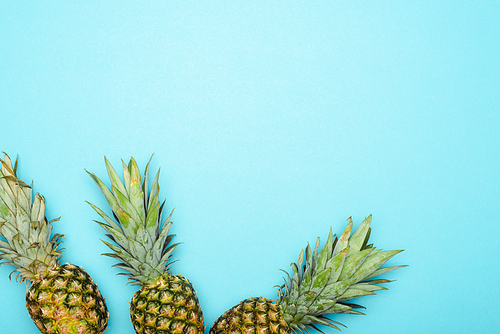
[126,237,148,262]
[362,264,408,281]
[0,239,10,248]
[104,156,127,195]
[300,315,341,331]
[148,169,160,211]
[347,215,371,255]
[361,227,372,250]
[159,208,173,236]
[113,263,139,276]
[135,223,153,250]
[327,246,349,283]
[30,194,43,224]
[121,160,131,195]
[337,288,376,301]
[316,228,333,272]
[310,267,332,291]
[302,243,313,287]
[86,201,123,235]
[96,220,129,249]
[15,203,30,240]
[358,278,393,285]
[332,218,352,256]
[297,248,304,283]
[291,262,300,287]
[86,171,120,216]
[112,185,142,228]
[157,243,180,268]
[142,154,154,208]
[318,278,356,300]
[0,176,16,215]
[127,158,145,223]
[145,193,160,231]
[307,298,338,314]
[355,250,404,282]
[88,156,184,285]
[338,247,373,281]
[350,283,388,292]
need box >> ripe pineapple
[0,153,109,334]
[87,156,204,334]
[210,216,405,334]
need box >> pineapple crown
[0,153,64,283]
[276,215,405,333]
[87,156,179,286]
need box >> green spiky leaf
[88,156,178,285]
[0,153,64,283]
[277,216,405,332]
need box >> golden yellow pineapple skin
[26,263,108,334]
[210,297,291,334]
[130,273,204,334]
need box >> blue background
[1,2,499,333]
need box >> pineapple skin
[26,263,109,334]
[210,297,291,334]
[130,273,204,334]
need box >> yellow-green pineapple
[0,153,108,334]
[210,216,405,334]
[87,156,204,334]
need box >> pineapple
[87,156,204,334]
[0,153,109,334]
[210,216,405,334]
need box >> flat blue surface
[1,2,499,333]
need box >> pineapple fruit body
[210,297,291,334]
[131,273,204,334]
[209,216,405,334]
[88,156,205,334]
[26,264,108,334]
[0,153,109,334]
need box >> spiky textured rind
[26,263,109,334]
[210,216,405,334]
[210,297,291,334]
[87,156,179,286]
[130,273,204,334]
[0,153,63,282]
